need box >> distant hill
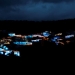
[0,18,75,34]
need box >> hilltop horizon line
[0,18,75,22]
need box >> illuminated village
[0,30,75,57]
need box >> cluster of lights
[0,44,20,56]
[0,30,75,57]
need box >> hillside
[0,18,75,33]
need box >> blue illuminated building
[14,51,20,56]
[51,36,60,45]
[13,41,31,45]
[8,33,15,37]
[5,51,12,56]
[42,31,50,37]
[31,39,40,42]
[3,46,8,50]
[0,48,3,51]
[65,35,74,39]
[0,52,3,54]
[25,35,33,39]
[51,36,60,42]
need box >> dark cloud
[0,0,74,7]
[33,0,74,3]
[0,0,75,21]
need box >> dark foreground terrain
[1,43,74,60]
[0,41,74,66]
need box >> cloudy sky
[0,0,75,21]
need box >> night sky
[0,0,75,21]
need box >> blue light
[8,33,15,37]
[51,36,60,42]
[0,48,3,51]
[31,39,40,42]
[25,35,33,39]
[20,42,27,45]
[14,42,19,45]
[0,52,3,54]
[42,31,50,37]
[65,35,74,39]
[14,51,20,56]
[0,48,2,50]
[5,51,12,56]
[28,35,33,38]
[0,44,3,47]
[3,46,8,50]
[14,42,30,45]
